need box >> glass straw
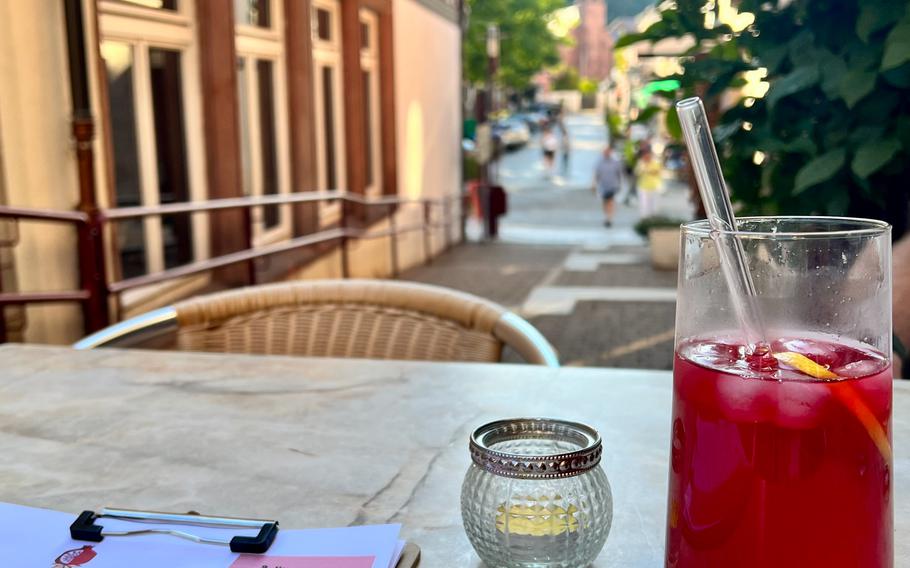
[676,97,890,461]
[676,97,768,352]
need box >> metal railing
[0,190,466,342]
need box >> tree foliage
[463,0,565,90]
[579,76,599,95]
[618,0,910,238]
[552,67,581,90]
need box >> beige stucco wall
[289,0,462,283]
[0,1,83,344]
[393,0,461,265]
[0,0,461,343]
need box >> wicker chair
[74,280,559,366]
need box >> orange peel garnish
[831,383,893,463]
[773,351,837,379]
[773,351,891,462]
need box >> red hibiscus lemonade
[665,335,892,567]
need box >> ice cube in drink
[665,335,892,567]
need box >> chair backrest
[74,280,559,366]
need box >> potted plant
[634,216,687,271]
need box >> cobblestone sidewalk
[402,112,691,370]
[401,239,679,370]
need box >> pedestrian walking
[635,143,662,218]
[593,146,622,227]
[541,124,558,176]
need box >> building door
[359,8,382,198]
[234,0,293,245]
[311,0,347,225]
[98,0,208,279]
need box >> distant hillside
[606,0,654,21]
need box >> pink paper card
[230,555,375,568]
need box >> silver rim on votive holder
[469,418,603,480]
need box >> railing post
[66,0,109,333]
[388,203,399,277]
[80,212,109,333]
[422,201,432,264]
[0,271,6,344]
[442,199,451,251]
[0,219,8,342]
[243,208,256,285]
[340,200,350,278]
[459,193,468,244]
[74,119,110,333]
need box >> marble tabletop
[0,345,908,566]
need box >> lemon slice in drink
[773,351,838,380]
[773,351,891,462]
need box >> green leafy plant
[634,215,688,238]
[552,66,581,91]
[617,0,910,238]
[606,110,626,141]
[463,0,565,90]
[579,77,599,95]
[622,138,638,169]
[463,152,480,182]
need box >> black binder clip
[70,508,279,554]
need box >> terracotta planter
[647,227,681,271]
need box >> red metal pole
[66,0,109,333]
[388,204,399,277]
[442,199,451,251]
[73,119,110,333]
[243,209,256,285]
[0,219,9,343]
[422,201,431,264]
[340,201,350,278]
[0,272,6,343]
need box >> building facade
[559,0,613,81]
[0,0,462,344]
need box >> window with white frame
[115,0,178,9]
[99,0,208,279]
[235,0,292,243]
[360,8,382,197]
[311,0,346,224]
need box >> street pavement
[404,112,694,370]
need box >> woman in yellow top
[634,145,663,217]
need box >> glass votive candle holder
[461,418,613,568]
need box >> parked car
[513,111,548,133]
[528,102,562,120]
[493,118,531,150]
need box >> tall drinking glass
[666,217,892,567]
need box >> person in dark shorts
[593,146,622,227]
